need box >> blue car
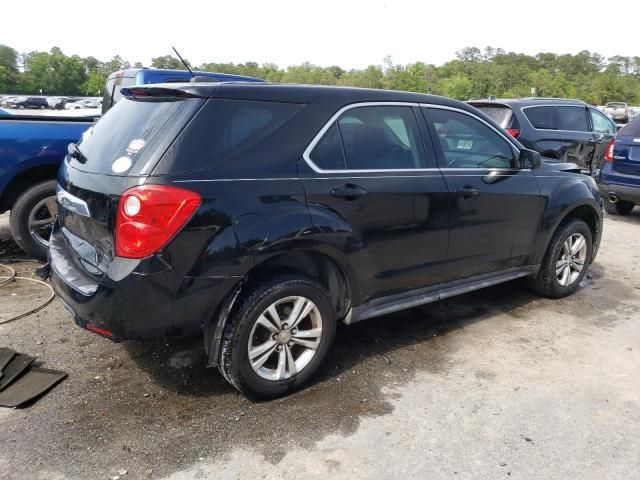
[102,68,265,113]
[599,117,640,215]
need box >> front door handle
[331,184,367,200]
[454,186,479,199]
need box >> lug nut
[277,345,283,351]
[282,323,289,330]
[291,328,298,334]
[288,341,294,347]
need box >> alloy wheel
[556,233,587,287]
[28,195,58,248]
[248,296,323,381]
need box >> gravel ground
[0,210,639,480]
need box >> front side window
[555,106,589,132]
[524,106,555,130]
[427,108,516,169]
[310,105,426,170]
[590,108,616,135]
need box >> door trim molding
[346,265,539,324]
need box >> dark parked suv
[50,84,603,398]
[598,116,640,215]
[11,96,49,110]
[470,98,618,175]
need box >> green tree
[151,55,185,70]
[0,44,19,92]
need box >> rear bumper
[49,230,241,341]
[598,183,640,204]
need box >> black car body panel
[50,84,603,342]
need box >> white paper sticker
[457,139,473,150]
[112,156,133,173]
[127,138,146,154]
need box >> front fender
[532,171,603,265]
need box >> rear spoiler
[120,86,205,100]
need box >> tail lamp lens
[115,185,201,259]
[506,128,520,138]
[603,140,615,162]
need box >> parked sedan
[470,98,617,174]
[50,84,603,399]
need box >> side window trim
[303,101,433,174]
[420,104,522,170]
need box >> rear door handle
[331,184,367,200]
[454,186,479,199]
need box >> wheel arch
[536,200,602,266]
[205,249,353,367]
[0,164,59,213]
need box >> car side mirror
[518,148,542,169]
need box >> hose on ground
[0,263,55,326]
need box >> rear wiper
[67,143,87,164]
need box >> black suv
[11,96,49,110]
[50,84,603,398]
[469,98,618,175]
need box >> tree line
[1,44,639,104]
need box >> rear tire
[9,180,58,260]
[529,219,593,298]
[218,274,336,399]
[603,199,634,216]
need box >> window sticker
[457,139,473,150]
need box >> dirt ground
[0,210,639,480]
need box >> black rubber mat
[0,367,67,408]
[0,348,16,378]
[0,354,35,391]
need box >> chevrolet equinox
[50,83,603,398]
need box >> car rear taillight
[506,128,520,138]
[115,185,201,259]
[603,139,615,162]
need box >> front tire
[603,199,634,216]
[529,219,593,298]
[218,274,336,399]
[9,180,58,260]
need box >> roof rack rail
[520,97,585,103]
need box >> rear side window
[311,123,346,170]
[590,108,616,135]
[75,97,204,175]
[155,99,304,173]
[618,118,640,137]
[524,106,555,129]
[555,107,589,132]
[309,105,426,170]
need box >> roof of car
[469,97,589,107]
[128,82,477,112]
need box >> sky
[2,0,639,69]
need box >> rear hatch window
[153,99,304,174]
[73,94,204,176]
[473,104,518,129]
[618,119,640,137]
